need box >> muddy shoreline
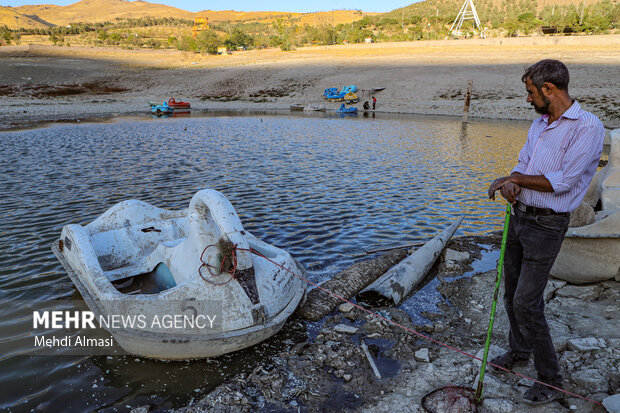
[1,36,619,131]
[128,233,618,413]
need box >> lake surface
[0,113,528,412]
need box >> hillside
[14,0,194,25]
[0,6,51,29]
[384,0,594,22]
[10,0,373,28]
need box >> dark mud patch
[200,77,248,101]
[0,81,128,98]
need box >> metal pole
[475,203,511,404]
[463,80,473,122]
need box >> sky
[4,0,416,13]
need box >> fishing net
[421,386,478,413]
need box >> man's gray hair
[522,59,570,91]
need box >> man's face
[525,77,550,115]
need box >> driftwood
[357,216,464,306]
[297,248,408,321]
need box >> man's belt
[516,201,569,216]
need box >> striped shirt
[512,101,604,213]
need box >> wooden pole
[463,80,473,122]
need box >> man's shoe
[489,351,529,371]
[523,382,564,405]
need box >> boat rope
[233,245,602,406]
[198,243,238,285]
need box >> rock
[544,279,567,302]
[567,337,607,352]
[556,285,603,300]
[445,248,470,262]
[482,397,515,412]
[473,374,511,399]
[343,374,352,382]
[547,297,613,337]
[589,393,611,402]
[333,324,358,335]
[339,303,355,313]
[414,348,430,363]
[572,368,609,394]
[130,408,150,413]
[473,345,506,368]
[433,322,445,333]
[444,249,470,269]
[549,319,573,352]
[569,202,595,227]
[603,394,620,413]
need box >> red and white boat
[167,98,191,109]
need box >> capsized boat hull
[51,189,306,359]
[551,210,620,283]
[552,128,620,283]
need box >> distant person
[363,101,370,111]
[487,59,604,406]
[372,96,377,110]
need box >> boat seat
[102,237,185,282]
[104,264,149,282]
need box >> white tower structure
[450,0,484,37]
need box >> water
[0,113,528,412]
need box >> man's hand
[499,182,521,203]
[488,176,512,200]
[489,172,552,200]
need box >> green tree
[225,28,254,49]
[517,12,539,34]
[1,26,13,45]
[196,30,222,54]
[176,35,197,52]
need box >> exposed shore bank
[1,35,619,131]
[128,234,618,413]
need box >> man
[487,59,604,405]
[372,96,377,110]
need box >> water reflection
[0,114,528,411]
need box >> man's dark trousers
[503,206,570,385]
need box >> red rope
[237,245,602,406]
[198,243,238,285]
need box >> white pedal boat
[51,189,306,359]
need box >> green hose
[475,203,511,404]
